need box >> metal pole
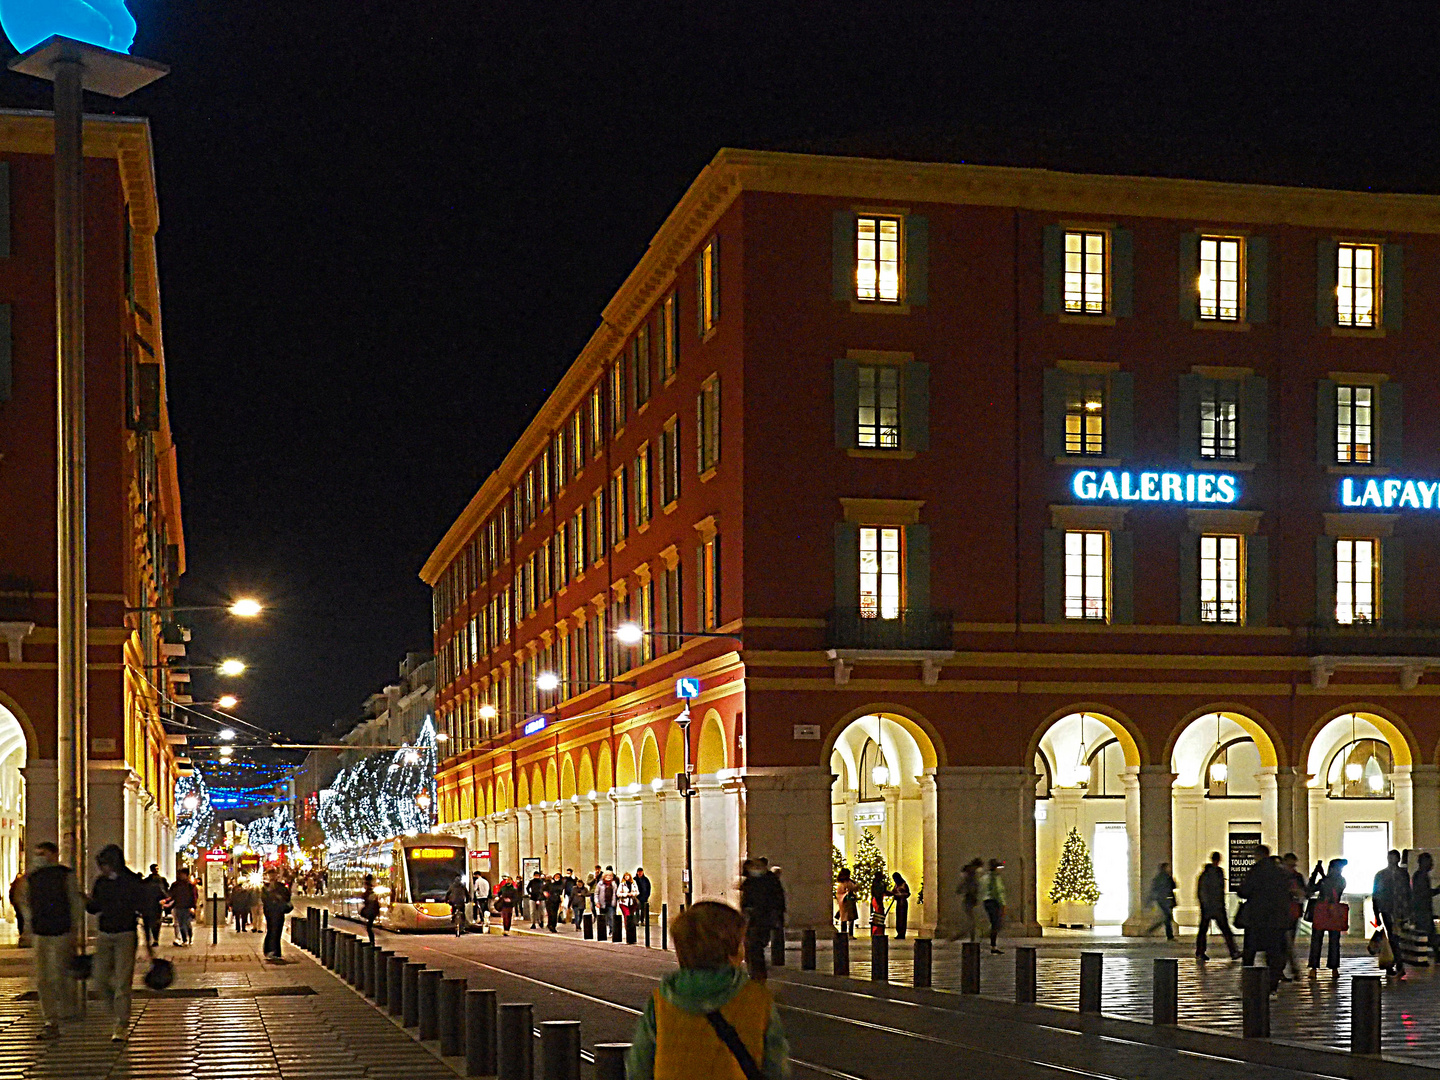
[661,904,667,951]
[1015,946,1037,1004]
[419,969,442,1040]
[403,962,423,1027]
[832,932,849,977]
[388,955,407,1017]
[960,941,980,994]
[800,928,816,970]
[439,977,466,1057]
[1079,951,1102,1014]
[1153,958,1178,1026]
[870,933,888,982]
[376,950,392,1008]
[540,1020,581,1080]
[465,988,498,1078]
[679,707,693,909]
[1241,965,1269,1038]
[498,1003,534,1080]
[913,937,932,988]
[1351,974,1381,1055]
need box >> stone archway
[0,702,24,929]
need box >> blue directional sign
[676,678,700,700]
[0,0,137,55]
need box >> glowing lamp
[478,704,497,720]
[1368,773,1385,793]
[217,659,246,677]
[1209,761,1228,784]
[216,696,238,711]
[218,727,236,741]
[586,789,597,801]
[435,732,449,742]
[0,0,137,54]
[1345,761,1364,783]
[536,671,560,692]
[229,599,262,618]
[219,746,233,758]
[871,765,890,787]
[615,622,643,646]
[183,794,199,811]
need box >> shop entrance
[0,702,26,930]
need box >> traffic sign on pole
[676,678,700,699]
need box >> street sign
[676,678,700,700]
[205,861,225,900]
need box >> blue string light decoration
[0,0,137,54]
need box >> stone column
[1258,767,1279,849]
[1122,766,1174,936]
[639,789,664,882]
[920,774,938,933]
[1274,766,1306,868]
[658,787,685,910]
[614,792,643,873]
[544,806,561,869]
[598,794,617,869]
[932,766,1037,937]
[880,785,901,870]
[563,800,583,872]
[741,768,833,930]
[578,799,598,871]
[514,808,533,868]
[1170,787,1204,928]
[1410,765,1440,856]
[694,778,743,905]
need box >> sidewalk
[0,921,456,1080]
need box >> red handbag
[1312,900,1349,933]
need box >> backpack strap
[705,1009,766,1080]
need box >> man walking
[141,864,168,949]
[593,870,617,940]
[1238,846,1290,993]
[87,844,146,1042]
[21,841,84,1040]
[168,867,197,945]
[471,871,491,930]
[1195,852,1240,960]
[1146,863,1178,940]
[740,857,786,982]
[527,870,546,930]
[982,860,1007,954]
[1373,849,1411,978]
[260,868,292,960]
[634,866,652,930]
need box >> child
[627,900,788,1080]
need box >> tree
[851,829,886,904]
[832,844,847,883]
[1048,827,1101,905]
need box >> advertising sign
[1339,477,1440,510]
[1228,828,1263,893]
[1072,469,1239,505]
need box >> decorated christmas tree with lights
[832,844,847,883]
[1048,827,1102,905]
[851,829,886,904]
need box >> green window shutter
[1378,381,1404,467]
[1315,379,1338,466]
[1042,368,1067,459]
[1315,537,1337,626]
[1383,243,1404,330]
[1111,227,1134,318]
[833,211,856,301]
[0,303,10,402]
[1178,530,1199,625]
[0,163,11,259]
[1246,536,1269,627]
[904,524,930,615]
[1241,376,1269,464]
[1177,373,1203,457]
[905,215,929,307]
[1108,372,1134,460]
[834,523,860,613]
[1383,536,1405,628]
[900,360,929,452]
[1110,530,1134,624]
[1042,224,1063,314]
[1178,231,1199,322]
[833,358,859,449]
[1246,236,1268,323]
[1043,529,1065,623]
[1316,239,1338,327]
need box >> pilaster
[1121,765,1174,936]
[741,768,834,929]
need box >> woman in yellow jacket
[627,901,789,1080]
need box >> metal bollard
[1351,974,1382,1055]
[322,907,329,928]
[913,937,932,988]
[376,950,392,1008]
[352,939,365,988]
[1015,946,1037,1005]
[324,929,336,973]
[403,962,423,1027]
[1153,958,1178,1026]
[348,938,361,987]
[362,943,376,995]
[320,927,331,968]
[583,913,593,940]
[1079,952,1102,1014]
[870,933,889,982]
[613,912,624,943]
[645,910,651,948]
[498,1003,535,1080]
[960,941,980,994]
[625,914,637,945]
[771,927,785,967]
[801,928,816,970]
[540,1020,582,1080]
[369,944,382,999]
[592,1043,630,1080]
[290,916,302,950]
[388,955,407,1016]
[339,935,351,983]
[419,968,442,1041]
[439,977,466,1056]
[465,988,498,1078]
[661,904,668,951]
[833,932,850,977]
[1241,965,1270,1038]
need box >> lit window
[610,361,626,434]
[1336,384,1373,465]
[1199,236,1243,321]
[698,238,719,335]
[697,376,720,473]
[1199,380,1238,459]
[857,366,900,448]
[569,412,584,476]
[660,294,678,381]
[554,429,568,490]
[660,417,680,507]
[698,535,720,631]
[1064,378,1105,456]
[1337,243,1379,328]
[610,469,628,545]
[1199,535,1242,624]
[1327,738,1393,798]
[1063,230,1107,314]
[589,388,604,457]
[553,525,568,589]
[856,216,901,302]
[1064,530,1107,621]
[1336,538,1377,624]
[634,444,651,527]
[590,491,606,563]
[859,526,903,619]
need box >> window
[858,526,902,619]
[1336,537,1377,624]
[634,444,652,528]
[660,294,678,382]
[590,491,606,563]
[1199,379,1239,459]
[855,216,901,302]
[1063,229,1107,314]
[660,562,682,646]
[1064,530,1107,621]
[570,510,585,578]
[1205,738,1261,798]
[634,579,654,664]
[569,412,584,476]
[698,237,719,335]
[1064,377,1105,456]
[1199,535,1242,624]
[634,327,651,408]
[610,469,628,546]
[1327,738,1393,798]
[538,450,551,511]
[610,361,626,435]
[660,417,680,507]
[697,375,720,474]
[523,469,535,528]
[554,526,568,590]
[1336,384,1373,465]
[857,365,900,448]
[539,539,552,601]
[588,388,604,457]
[554,429,568,490]
[1337,243,1379,328]
[698,534,720,631]
[1199,236,1243,321]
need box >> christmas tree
[832,844,847,883]
[851,829,886,904]
[1048,827,1101,904]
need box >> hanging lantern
[871,764,890,787]
[1209,758,1228,784]
[1345,760,1364,782]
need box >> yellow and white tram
[329,833,467,931]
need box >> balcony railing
[1302,622,1440,658]
[826,608,953,651]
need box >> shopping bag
[1312,900,1349,933]
[1375,932,1395,968]
[1368,928,1385,955]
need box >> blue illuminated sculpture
[0,0,136,55]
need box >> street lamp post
[676,704,694,911]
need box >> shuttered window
[1065,530,1108,621]
[1198,236,1243,321]
[1064,230,1107,314]
[856,216,902,302]
[1337,243,1379,328]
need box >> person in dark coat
[260,869,291,960]
[739,857,786,982]
[869,869,890,936]
[526,871,547,929]
[1195,851,1239,960]
[1237,846,1291,992]
[1145,863,1178,940]
[1307,858,1347,971]
[229,880,253,933]
[141,866,167,949]
[635,867,653,928]
[1412,852,1440,962]
[890,873,912,939]
[87,845,146,1041]
[1373,849,1411,977]
[543,874,565,933]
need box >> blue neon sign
[0,0,137,54]
[1071,469,1239,505]
[1340,476,1440,510]
[522,715,547,737]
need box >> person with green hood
[626,900,788,1080]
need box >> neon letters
[1072,469,1239,504]
[0,0,137,54]
[1340,477,1440,510]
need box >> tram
[328,833,468,931]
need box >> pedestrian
[7,870,23,941]
[21,841,83,1040]
[1145,862,1178,940]
[544,874,565,933]
[561,868,577,924]
[87,844,146,1042]
[834,868,858,937]
[1237,846,1290,992]
[141,864,167,949]
[495,876,519,935]
[229,879,252,933]
[594,870,618,939]
[1280,852,1306,978]
[569,876,590,932]
[168,867,197,946]
[527,870,546,929]
[740,857,784,981]
[361,873,382,945]
[471,871,491,929]
[1194,852,1239,960]
[1411,852,1440,962]
[618,872,640,937]
[260,868,292,960]
[868,869,889,936]
[890,873,911,939]
[636,866,653,929]
[625,899,789,1080]
[446,875,469,937]
[982,859,1007,954]
[1373,849,1411,978]
[1306,858,1347,972]
[953,858,983,942]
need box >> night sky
[3,3,1435,740]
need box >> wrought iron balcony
[825,608,953,651]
